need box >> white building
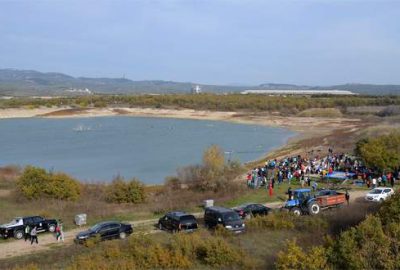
[191,85,202,94]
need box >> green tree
[17,166,48,199]
[202,145,225,171]
[358,132,400,172]
[17,166,81,201]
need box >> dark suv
[204,206,245,233]
[0,216,57,239]
[158,211,198,233]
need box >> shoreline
[0,106,360,132]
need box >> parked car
[204,206,245,233]
[158,211,198,233]
[232,203,271,219]
[365,187,394,202]
[75,221,133,244]
[0,216,57,239]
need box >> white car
[365,187,395,202]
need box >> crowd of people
[23,220,64,245]
[247,148,399,191]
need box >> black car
[158,211,198,233]
[204,206,245,233]
[232,203,271,219]
[0,216,57,239]
[75,221,133,244]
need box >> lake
[0,117,295,184]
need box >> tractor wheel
[290,207,301,216]
[308,203,320,215]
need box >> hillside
[0,68,399,96]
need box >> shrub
[17,166,81,201]
[376,105,400,117]
[276,240,328,270]
[175,145,244,192]
[202,144,224,171]
[246,212,295,231]
[196,237,242,267]
[378,192,400,225]
[106,177,145,204]
[297,108,343,118]
[357,132,400,172]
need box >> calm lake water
[0,117,295,184]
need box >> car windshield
[294,192,310,200]
[10,218,21,225]
[89,223,103,232]
[238,203,252,209]
[180,215,196,223]
[370,189,383,194]
[223,212,240,221]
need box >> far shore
[0,106,360,133]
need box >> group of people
[24,220,65,245]
[246,152,327,190]
[246,147,399,191]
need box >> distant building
[191,85,202,94]
[240,89,357,95]
[64,88,93,95]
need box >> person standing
[345,191,350,206]
[24,224,31,242]
[57,221,64,242]
[30,226,38,245]
[287,187,293,200]
[269,181,273,197]
[55,223,61,241]
[312,181,318,192]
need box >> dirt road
[0,190,367,260]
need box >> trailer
[283,189,346,216]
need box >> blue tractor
[283,188,320,216]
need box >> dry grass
[297,108,343,118]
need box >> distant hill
[0,68,399,96]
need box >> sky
[0,0,399,85]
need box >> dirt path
[0,190,368,260]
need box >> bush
[246,212,295,231]
[297,108,343,118]
[17,166,81,201]
[175,145,244,192]
[376,105,400,117]
[276,240,328,270]
[196,237,242,267]
[357,132,400,172]
[106,177,146,204]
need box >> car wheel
[14,230,23,240]
[119,232,127,239]
[290,207,301,216]
[48,224,56,232]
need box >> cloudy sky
[0,0,399,85]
